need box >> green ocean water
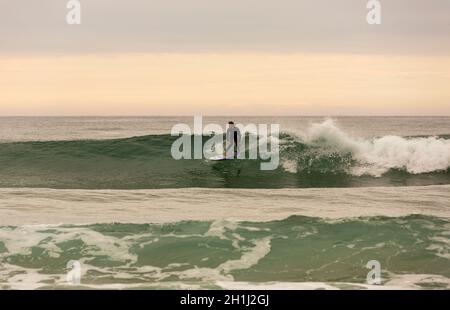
[0,215,449,289]
[0,133,449,189]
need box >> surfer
[225,121,241,159]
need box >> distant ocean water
[0,116,449,289]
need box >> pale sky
[1,0,449,115]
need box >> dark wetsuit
[226,126,241,158]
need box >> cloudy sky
[1,0,449,115]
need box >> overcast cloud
[1,0,449,54]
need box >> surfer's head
[228,121,235,127]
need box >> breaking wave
[0,120,449,189]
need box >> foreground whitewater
[0,186,449,290]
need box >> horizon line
[1,115,450,118]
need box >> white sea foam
[0,226,137,264]
[0,220,273,288]
[426,236,450,260]
[3,263,448,290]
[1,186,449,226]
[218,237,271,274]
[1,219,449,290]
[293,119,450,176]
[217,273,450,290]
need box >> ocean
[0,116,449,289]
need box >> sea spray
[294,119,450,176]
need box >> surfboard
[208,153,238,161]
[209,155,231,161]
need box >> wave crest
[284,119,450,177]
